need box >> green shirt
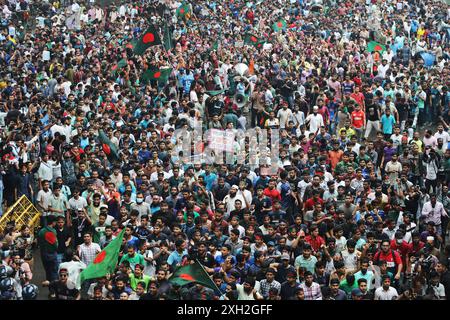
[119,253,145,271]
[129,273,151,291]
[48,194,67,217]
[38,226,58,254]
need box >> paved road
[32,249,50,300]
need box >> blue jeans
[56,253,64,267]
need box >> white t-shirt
[38,161,53,181]
[58,260,86,289]
[374,286,399,300]
[68,197,88,211]
[305,113,324,133]
[236,282,262,300]
[36,189,53,216]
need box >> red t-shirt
[263,188,282,202]
[304,197,325,212]
[305,235,325,253]
[374,249,402,273]
[390,240,411,267]
[351,110,365,128]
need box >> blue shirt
[167,249,188,267]
[380,114,396,134]
[200,172,218,191]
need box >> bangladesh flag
[79,229,125,284]
[244,33,265,48]
[272,19,287,32]
[125,39,137,50]
[111,59,128,75]
[133,25,162,56]
[142,67,172,83]
[169,260,218,290]
[367,41,386,54]
[176,3,190,19]
[98,129,120,161]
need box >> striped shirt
[78,242,101,266]
[300,282,322,300]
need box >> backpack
[374,249,399,271]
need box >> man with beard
[236,277,263,300]
[223,185,246,218]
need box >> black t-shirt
[366,103,380,121]
[49,280,79,300]
[197,252,215,269]
[56,226,72,254]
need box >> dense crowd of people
[0,0,450,300]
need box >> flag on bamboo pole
[244,33,265,48]
[133,25,161,56]
[163,22,173,51]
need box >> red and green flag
[133,26,162,56]
[272,19,287,32]
[111,59,128,75]
[79,229,125,284]
[176,3,190,19]
[367,41,386,54]
[125,39,137,50]
[244,33,265,48]
[98,129,120,161]
[169,260,218,290]
[142,67,172,83]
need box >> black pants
[41,252,58,282]
[425,179,437,194]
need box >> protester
[0,0,449,301]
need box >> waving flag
[169,260,218,290]
[79,230,125,284]
[367,41,386,54]
[133,25,161,56]
[142,67,172,83]
[272,19,287,32]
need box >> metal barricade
[0,195,41,234]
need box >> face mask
[136,198,143,204]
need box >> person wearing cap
[326,278,347,300]
[223,185,246,218]
[351,288,364,300]
[305,105,324,133]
